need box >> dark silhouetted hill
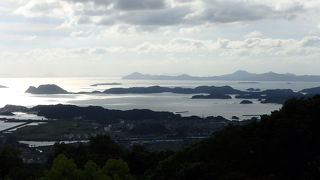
[149,95,320,180]
[300,86,320,95]
[240,100,253,104]
[25,84,69,94]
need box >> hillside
[149,95,320,179]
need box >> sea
[0,77,319,132]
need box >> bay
[0,77,318,120]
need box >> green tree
[149,96,320,180]
[81,160,111,180]
[102,159,134,180]
[88,135,123,166]
[0,146,23,178]
[39,154,81,180]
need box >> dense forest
[1,95,320,179]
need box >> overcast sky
[0,0,320,77]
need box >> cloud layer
[0,0,319,76]
[15,0,316,28]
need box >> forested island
[0,95,319,179]
[240,100,253,104]
[25,84,320,104]
[25,84,70,94]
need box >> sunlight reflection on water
[0,77,318,119]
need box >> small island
[236,89,303,104]
[240,100,253,104]
[91,83,122,87]
[192,94,232,99]
[25,84,70,94]
[247,88,261,92]
[0,85,8,88]
[231,116,240,120]
[239,82,260,84]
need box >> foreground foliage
[149,95,320,180]
[39,154,133,180]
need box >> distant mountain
[0,85,8,88]
[123,70,320,81]
[123,72,199,80]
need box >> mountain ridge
[123,70,320,81]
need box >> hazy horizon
[1,69,320,78]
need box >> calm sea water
[0,77,319,123]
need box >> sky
[0,0,320,77]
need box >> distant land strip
[23,84,320,104]
[122,70,320,82]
